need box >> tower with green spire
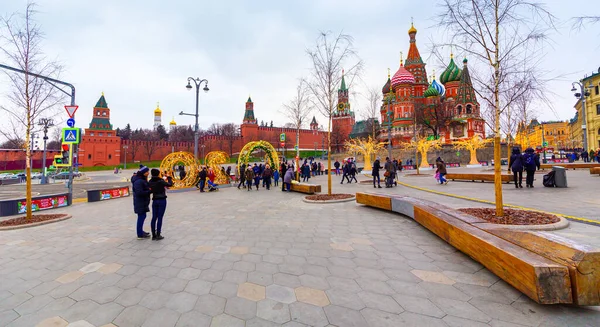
[88,93,113,130]
[243,95,257,124]
[336,70,350,115]
[333,69,356,149]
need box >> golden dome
[169,117,176,126]
[408,22,417,35]
[154,102,162,114]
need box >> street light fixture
[181,77,209,159]
[37,118,54,184]
[571,81,592,152]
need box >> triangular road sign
[64,105,79,118]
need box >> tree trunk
[493,6,504,217]
[296,128,300,181]
[327,116,332,195]
[25,73,32,219]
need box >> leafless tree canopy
[571,16,600,31]
[0,3,65,141]
[434,0,556,133]
[282,79,313,130]
[361,87,381,139]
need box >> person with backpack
[148,169,173,240]
[522,147,540,188]
[509,147,524,188]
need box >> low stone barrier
[355,192,600,305]
[446,173,512,183]
[87,186,130,202]
[0,192,71,217]
[589,167,600,175]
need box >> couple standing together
[132,166,174,240]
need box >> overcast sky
[0,0,598,137]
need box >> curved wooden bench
[355,192,593,305]
[290,183,321,194]
[540,163,600,170]
[590,167,600,175]
[446,173,512,183]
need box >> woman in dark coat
[132,166,151,239]
[148,169,173,240]
[522,147,540,188]
[509,147,524,188]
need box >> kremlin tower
[169,117,177,131]
[153,102,162,129]
[332,70,355,146]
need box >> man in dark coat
[334,160,340,175]
[198,167,208,192]
[237,163,247,189]
[522,148,540,188]
[148,169,173,240]
[263,164,273,190]
[132,166,151,239]
[280,161,287,191]
[340,161,350,184]
[509,147,524,188]
[372,157,383,188]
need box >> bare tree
[140,129,159,161]
[221,123,240,156]
[282,79,313,179]
[414,101,451,139]
[0,3,65,218]
[169,126,195,142]
[572,16,600,30]
[436,0,555,216]
[0,138,25,149]
[306,31,363,195]
[361,87,381,139]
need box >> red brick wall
[0,149,60,170]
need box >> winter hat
[139,164,144,169]
[376,156,381,160]
[139,166,149,174]
[151,168,160,177]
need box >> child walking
[148,169,173,240]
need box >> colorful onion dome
[408,22,417,35]
[382,77,391,94]
[431,79,445,96]
[440,54,462,84]
[391,55,415,89]
[423,84,439,97]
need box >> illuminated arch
[204,151,231,184]
[159,151,199,189]
[237,140,280,175]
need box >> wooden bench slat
[356,192,392,211]
[590,167,600,175]
[540,163,600,170]
[446,173,512,183]
[484,229,600,305]
[413,206,572,304]
[290,183,321,194]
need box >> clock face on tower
[338,103,345,110]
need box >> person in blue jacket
[132,166,151,239]
[522,148,540,188]
[252,164,261,190]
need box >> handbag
[384,171,390,177]
[434,172,440,181]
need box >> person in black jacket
[372,157,383,188]
[237,163,246,189]
[522,147,540,188]
[148,169,173,240]
[132,166,151,239]
[509,147,524,188]
[198,167,208,192]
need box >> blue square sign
[62,128,80,144]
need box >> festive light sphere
[159,151,199,189]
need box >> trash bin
[552,166,567,188]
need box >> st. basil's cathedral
[379,23,486,145]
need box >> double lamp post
[180,77,209,159]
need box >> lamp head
[574,93,581,98]
[179,111,184,115]
[203,85,209,93]
[571,87,577,92]
[186,82,192,90]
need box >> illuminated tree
[452,135,491,165]
[344,136,386,170]
[401,137,443,169]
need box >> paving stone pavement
[0,176,599,326]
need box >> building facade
[380,23,486,145]
[515,119,571,150]
[573,70,600,151]
[78,94,122,167]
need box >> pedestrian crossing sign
[62,128,80,144]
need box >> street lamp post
[541,123,546,163]
[571,81,591,152]
[201,145,206,164]
[123,145,128,169]
[38,118,54,184]
[181,77,209,159]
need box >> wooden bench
[356,192,576,305]
[290,183,321,194]
[446,173,512,183]
[590,167,600,175]
[540,163,600,170]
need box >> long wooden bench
[356,192,579,305]
[590,167,600,175]
[290,183,321,194]
[540,163,600,170]
[446,173,512,183]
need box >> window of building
[108,133,112,137]
[99,133,103,136]
[457,105,462,115]
[90,132,94,136]
[598,128,600,135]
[96,111,100,115]
[466,104,472,114]
[596,85,599,95]
[596,104,600,115]
[102,111,107,116]
[108,154,112,159]
[88,154,91,159]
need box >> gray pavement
[1,175,599,327]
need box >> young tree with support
[0,3,66,219]
[452,135,492,166]
[306,31,363,195]
[436,0,555,216]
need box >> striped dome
[440,55,462,84]
[391,63,415,89]
[431,79,445,96]
[424,85,439,97]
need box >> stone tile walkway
[0,176,599,326]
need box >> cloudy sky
[0,0,597,137]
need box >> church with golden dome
[380,23,486,145]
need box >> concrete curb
[0,214,72,231]
[477,216,570,231]
[302,195,356,204]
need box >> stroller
[207,180,219,192]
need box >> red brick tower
[332,70,355,147]
[404,23,428,98]
[78,93,121,167]
[240,96,259,141]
